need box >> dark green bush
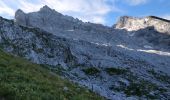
[105,67,127,75]
[83,67,100,76]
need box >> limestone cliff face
[115,16,170,34]
[15,5,106,32]
[14,6,111,44]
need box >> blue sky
[0,0,170,26]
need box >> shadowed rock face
[15,9,27,26]
[15,6,111,43]
[115,16,170,34]
[1,5,170,100]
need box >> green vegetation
[124,80,166,99]
[109,70,168,99]
[105,67,127,75]
[148,69,170,84]
[82,67,100,76]
[0,49,104,100]
[110,80,167,99]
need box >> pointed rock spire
[15,9,27,26]
[40,5,52,11]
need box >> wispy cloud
[125,0,148,6]
[0,0,122,24]
[0,1,15,18]
[42,0,118,24]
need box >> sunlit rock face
[115,16,170,34]
[114,16,170,50]
[1,5,169,100]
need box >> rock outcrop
[115,16,170,34]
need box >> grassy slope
[0,49,104,100]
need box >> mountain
[115,16,170,50]
[0,5,170,99]
[0,49,103,100]
[115,16,170,34]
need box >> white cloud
[41,0,122,24]
[18,0,44,13]
[125,0,148,6]
[0,0,121,24]
[0,1,15,18]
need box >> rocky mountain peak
[115,15,170,34]
[147,16,170,22]
[15,9,27,26]
[40,5,52,11]
[14,6,110,42]
[14,5,79,30]
[15,9,25,14]
[39,5,59,14]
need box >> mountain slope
[0,5,170,100]
[0,49,104,100]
